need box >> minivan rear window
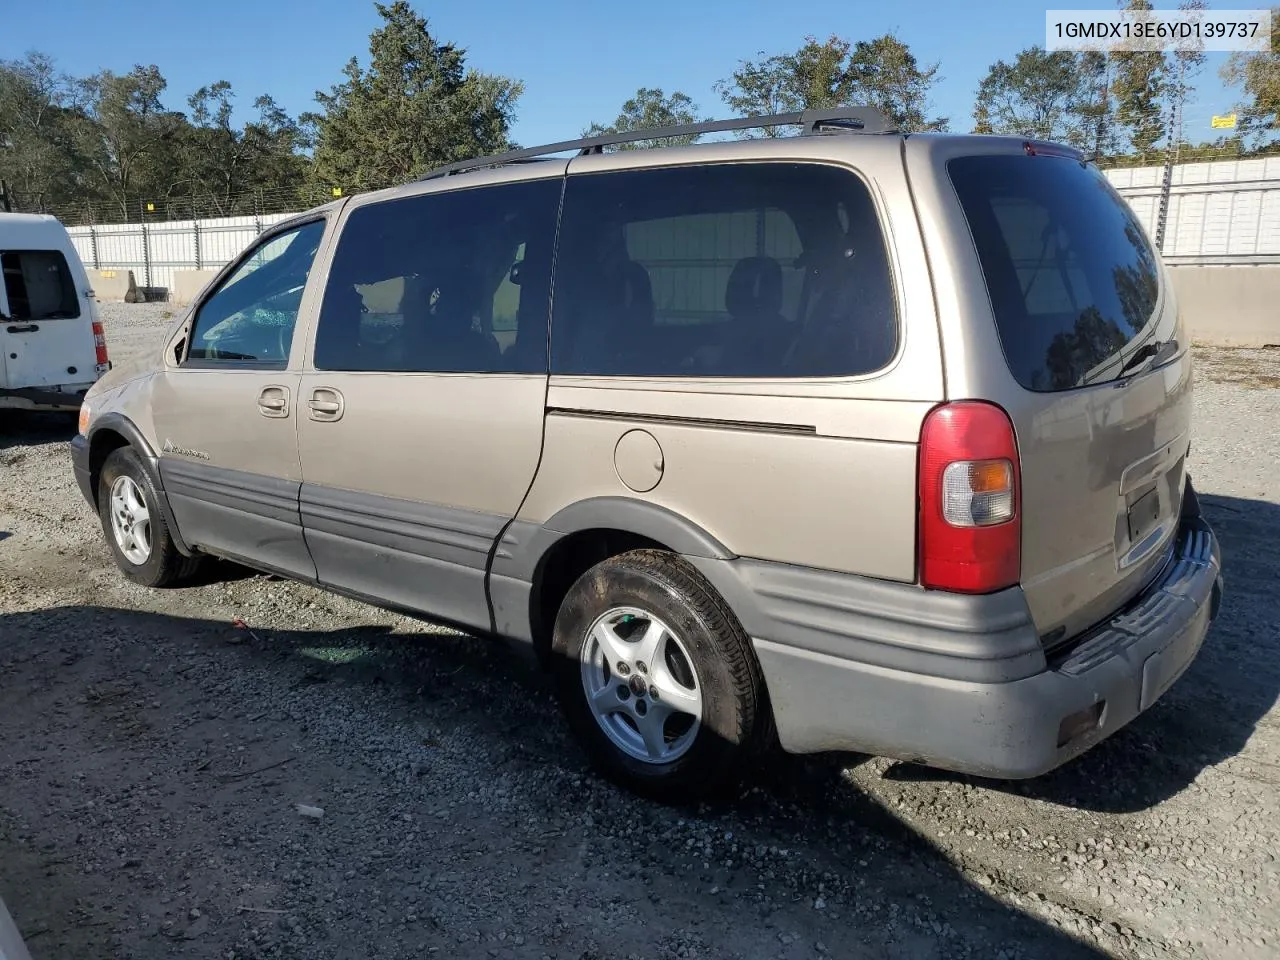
[1,250,80,321]
[948,155,1160,392]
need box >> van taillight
[92,320,109,370]
[918,401,1021,593]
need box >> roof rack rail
[417,107,896,181]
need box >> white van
[0,212,109,412]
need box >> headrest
[725,256,783,318]
[326,283,366,316]
[431,269,485,327]
[616,259,653,311]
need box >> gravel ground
[1,303,1277,960]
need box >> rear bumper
[711,507,1222,779]
[0,384,93,411]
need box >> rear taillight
[918,401,1021,593]
[92,319,110,372]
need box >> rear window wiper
[1118,337,1178,378]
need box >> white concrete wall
[1169,265,1280,347]
[85,268,136,302]
[169,269,221,307]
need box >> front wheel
[97,446,201,587]
[550,549,767,804]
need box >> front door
[295,172,564,631]
[151,217,331,579]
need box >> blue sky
[2,0,1244,146]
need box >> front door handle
[308,387,345,422]
[257,384,290,418]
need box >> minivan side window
[1,250,80,321]
[186,220,326,366]
[550,162,898,378]
[313,178,563,374]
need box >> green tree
[713,36,844,135]
[77,64,186,218]
[1076,51,1119,158]
[309,1,523,192]
[182,81,248,212]
[972,47,1099,146]
[1221,5,1280,144]
[182,82,307,214]
[0,52,91,211]
[244,95,309,200]
[1165,0,1209,152]
[1110,0,1168,155]
[787,35,857,111]
[583,87,706,149]
[715,33,945,134]
[846,35,948,132]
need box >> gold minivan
[72,110,1224,803]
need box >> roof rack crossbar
[417,107,895,181]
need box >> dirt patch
[1194,345,1280,389]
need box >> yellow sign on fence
[1211,113,1238,129]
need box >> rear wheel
[550,549,766,804]
[97,446,201,587]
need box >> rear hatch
[944,146,1190,645]
[0,247,99,389]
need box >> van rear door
[0,247,99,390]
[938,145,1190,645]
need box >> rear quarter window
[1,250,80,321]
[948,154,1161,391]
[550,162,898,379]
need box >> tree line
[2,0,1277,224]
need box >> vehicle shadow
[882,492,1279,814]
[0,410,78,451]
[2,602,1109,959]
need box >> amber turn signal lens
[968,460,1012,494]
[78,403,91,436]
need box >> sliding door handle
[308,387,345,422]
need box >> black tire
[550,549,767,804]
[96,446,201,588]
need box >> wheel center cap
[628,675,648,697]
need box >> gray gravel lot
[1,302,1277,960]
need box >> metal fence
[1106,156,1280,265]
[67,214,296,292]
[62,157,1280,297]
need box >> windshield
[948,154,1161,392]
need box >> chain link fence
[3,184,342,228]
